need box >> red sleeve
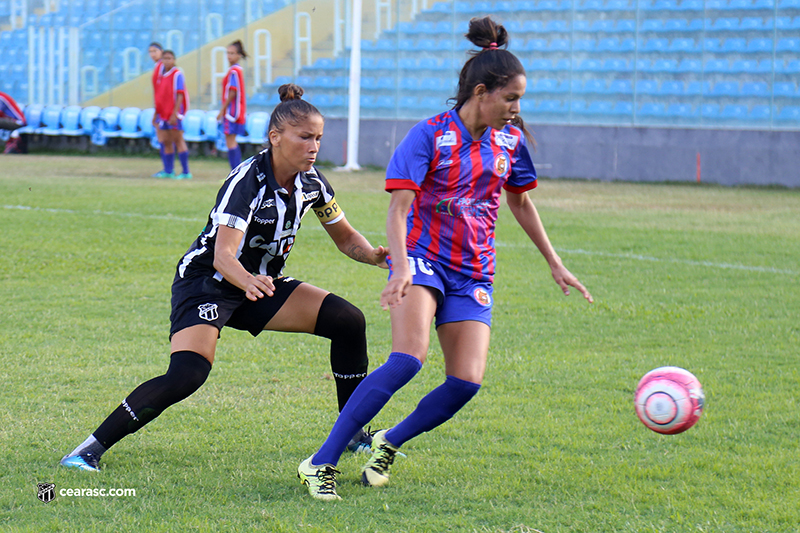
[503,180,538,194]
[385,178,421,192]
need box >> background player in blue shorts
[60,83,388,472]
[298,16,593,500]
[217,40,249,170]
[152,50,191,179]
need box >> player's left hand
[551,263,593,303]
[168,114,178,126]
[371,245,390,269]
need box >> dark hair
[451,17,534,146]
[148,42,163,50]
[267,84,323,146]
[162,49,175,58]
[229,40,248,59]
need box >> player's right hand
[245,275,275,301]
[380,270,412,310]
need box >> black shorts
[169,272,302,338]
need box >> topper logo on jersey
[302,191,320,202]
[494,131,518,150]
[435,130,457,149]
[261,198,275,209]
[198,303,219,321]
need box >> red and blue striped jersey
[154,67,189,121]
[385,109,537,282]
[222,64,246,124]
[0,91,25,124]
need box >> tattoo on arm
[346,243,370,264]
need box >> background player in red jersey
[60,83,388,473]
[217,40,248,170]
[298,16,593,501]
[0,90,27,154]
[153,50,191,179]
[148,42,171,176]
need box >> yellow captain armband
[313,197,345,225]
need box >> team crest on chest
[494,153,509,177]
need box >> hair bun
[278,83,304,102]
[465,16,508,50]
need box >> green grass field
[1,155,798,532]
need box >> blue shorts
[157,118,183,131]
[222,118,247,136]
[391,254,493,328]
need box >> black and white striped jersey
[177,148,344,281]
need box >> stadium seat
[748,105,772,120]
[711,81,741,97]
[608,79,633,94]
[241,111,269,145]
[181,109,206,142]
[746,38,774,54]
[77,106,101,135]
[666,103,697,118]
[586,100,615,115]
[773,82,799,98]
[97,106,122,137]
[720,104,748,120]
[59,106,84,136]
[669,38,700,53]
[16,104,44,135]
[118,107,143,138]
[678,58,703,72]
[659,80,685,95]
[203,111,220,141]
[777,38,800,53]
[721,38,748,53]
[536,99,567,113]
[138,108,155,138]
[532,78,561,93]
[638,103,667,117]
[700,104,721,119]
[776,106,800,121]
[38,105,64,135]
[741,82,769,97]
[613,101,634,115]
[583,79,609,94]
[642,38,669,52]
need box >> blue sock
[227,146,241,169]
[164,152,174,174]
[312,352,422,466]
[178,151,189,174]
[385,375,481,448]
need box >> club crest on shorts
[494,153,509,178]
[198,303,219,321]
[37,483,56,504]
[473,288,492,307]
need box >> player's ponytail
[450,16,535,147]
[229,39,248,59]
[268,84,322,146]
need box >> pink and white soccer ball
[635,366,705,434]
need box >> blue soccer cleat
[60,453,100,472]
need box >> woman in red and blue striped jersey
[0,90,26,153]
[217,40,248,170]
[298,16,593,501]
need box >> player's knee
[315,294,366,342]
[164,350,212,401]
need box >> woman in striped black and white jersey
[60,83,388,471]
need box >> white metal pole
[342,0,362,171]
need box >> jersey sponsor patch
[494,131,518,150]
[313,197,344,225]
[435,130,457,148]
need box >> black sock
[92,351,212,450]
[314,294,369,411]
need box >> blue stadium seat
[748,105,772,121]
[740,17,768,31]
[642,38,669,52]
[731,59,761,72]
[37,105,63,135]
[774,82,799,98]
[605,0,635,11]
[578,0,605,10]
[636,79,660,95]
[181,109,206,142]
[203,111,219,141]
[666,103,697,118]
[525,58,555,71]
[532,78,561,93]
[549,38,571,52]
[545,20,570,32]
[746,38,773,53]
[574,39,597,52]
[659,80,685,95]
[616,19,637,32]
[678,58,703,72]
[777,38,800,52]
[778,59,800,73]
[704,38,722,52]
[741,81,769,97]
[570,100,588,114]
[577,58,603,71]
[138,108,155,138]
[651,59,679,72]
[705,59,732,73]
[609,79,633,94]
[59,106,83,136]
[640,19,665,31]
[573,19,592,32]
[686,80,710,95]
[669,38,700,53]
[241,112,269,144]
[613,101,634,115]
[708,17,740,31]
[776,106,800,121]
[711,81,741,96]
[721,38,748,53]
[583,79,609,94]
[591,20,618,33]
[701,104,721,119]
[720,104,748,120]
[638,103,667,117]
[536,99,567,113]
[117,107,143,138]
[78,106,101,135]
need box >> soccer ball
[634,366,705,434]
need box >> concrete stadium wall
[320,118,800,188]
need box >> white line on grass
[5,204,796,276]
